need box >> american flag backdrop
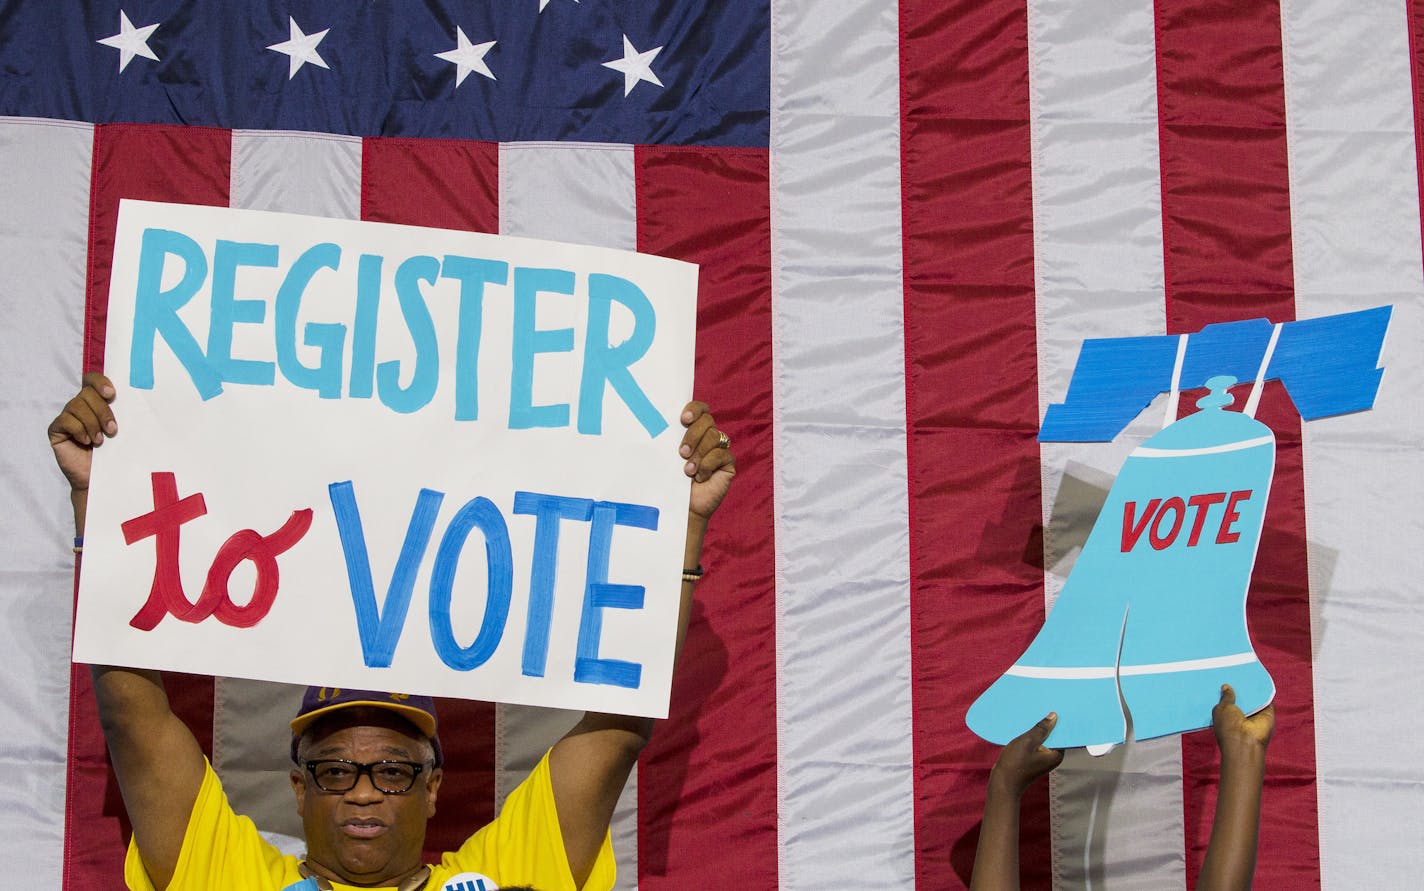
[1,0,1421,888]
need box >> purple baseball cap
[290,686,443,767]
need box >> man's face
[289,708,442,886]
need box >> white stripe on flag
[1280,1,1424,885]
[232,129,363,219]
[497,141,641,889]
[0,116,93,889]
[212,677,307,849]
[214,129,364,847]
[1023,1,1188,886]
[770,1,915,883]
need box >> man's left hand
[680,401,735,520]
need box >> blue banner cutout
[1039,306,1391,442]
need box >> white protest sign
[73,200,698,718]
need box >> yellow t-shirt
[124,752,614,891]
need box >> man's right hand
[47,372,117,534]
[48,371,117,491]
[50,372,207,887]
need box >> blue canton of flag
[0,0,769,145]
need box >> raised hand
[679,401,735,521]
[990,712,1066,798]
[47,372,118,535]
[1212,683,1274,763]
[47,372,117,493]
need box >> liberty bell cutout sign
[967,307,1391,753]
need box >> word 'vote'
[1120,490,1254,553]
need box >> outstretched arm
[970,713,1064,891]
[549,401,735,886]
[1197,685,1273,891]
[51,373,206,889]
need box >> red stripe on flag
[421,693,497,854]
[62,660,123,890]
[360,138,500,235]
[360,136,503,853]
[67,122,230,888]
[901,2,1049,887]
[81,124,232,374]
[1153,2,1321,887]
[1409,0,1424,284]
[634,145,777,888]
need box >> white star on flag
[267,17,330,80]
[96,10,160,73]
[602,35,664,97]
[435,28,496,86]
[538,0,580,12]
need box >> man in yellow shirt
[51,372,736,891]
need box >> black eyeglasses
[304,759,427,794]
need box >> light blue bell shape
[967,376,1276,750]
